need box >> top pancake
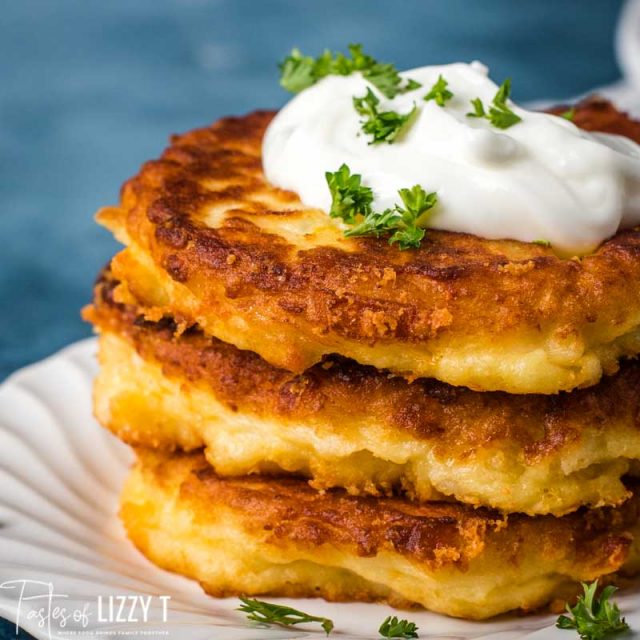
[99,98,640,393]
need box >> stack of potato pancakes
[84,99,640,620]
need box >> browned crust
[85,270,640,463]
[101,98,640,382]
[135,448,639,574]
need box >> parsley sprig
[423,75,453,107]
[279,44,420,98]
[238,597,333,635]
[325,163,373,224]
[326,164,437,250]
[379,615,419,638]
[467,78,522,129]
[353,88,416,144]
[556,581,629,640]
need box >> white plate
[0,339,638,640]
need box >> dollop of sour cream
[263,62,640,255]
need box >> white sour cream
[263,62,640,255]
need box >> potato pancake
[121,448,640,620]
[86,271,640,516]
[98,98,640,394]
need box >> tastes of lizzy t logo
[0,579,171,638]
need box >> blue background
[0,1,628,638]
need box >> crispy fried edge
[98,99,640,392]
[85,272,640,515]
[121,448,640,619]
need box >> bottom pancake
[121,449,640,620]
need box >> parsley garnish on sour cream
[279,44,420,98]
[265,48,640,255]
[353,88,416,144]
[423,74,454,107]
[467,78,522,129]
[326,164,437,249]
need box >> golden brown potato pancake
[86,272,640,516]
[97,98,640,394]
[121,448,640,620]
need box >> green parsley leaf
[487,78,522,128]
[238,597,334,635]
[345,43,375,70]
[560,107,576,121]
[493,77,512,107]
[468,97,486,118]
[278,44,419,98]
[467,78,522,129]
[405,78,423,92]
[325,163,373,223]
[533,239,551,247]
[423,75,453,107]
[556,581,629,640]
[353,88,416,144]
[488,105,521,129]
[398,183,438,218]
[364,62,420,98]
[363,61,403,97]
[314,48,351,78]
[345,207,403,239]
[388,224,426,250]
[346,44,421,97]
[378,615,419,638]
[388,185,437,249]
[326,165,437,250]
[278,48,317,93]
[352,87,379,118]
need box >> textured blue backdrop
[0,1,628,638]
